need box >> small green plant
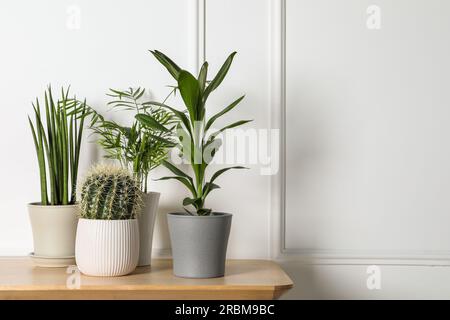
[137,50,251,216]
[79,164,141,220]
[69,87,176,193]
[28,86,87,205]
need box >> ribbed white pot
[75,219,139,277]
[137,192,160,266]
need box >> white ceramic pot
[75,219,139,276]
[28,203,79,259]
[137,192,160,266]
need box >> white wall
[206,0,450,299]
[0,0,271,259]
[2,0,450,299]
[285,0,450,257]
[278,0,450,299]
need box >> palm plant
[137,50,251,216]
[69,87,176,193]
[28,86,87,205]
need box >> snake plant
[28,86,87,205]
[136,50,251,215]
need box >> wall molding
[268,0,450,266]
[269,0,286,260]
[188,0,206,73]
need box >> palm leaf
[135,114,169,132]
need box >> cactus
[80,164,142,220]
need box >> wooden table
[0,258,293,300]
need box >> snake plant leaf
[135,114,169,132]
[178,70,200,123]
[28,116,39,153]
[150,50,181,80]
[203,52,237,100]
[205,95,245,132]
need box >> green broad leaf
[209,166,248,185]
[203,182,220,198]
[205,95,245,132]
[161,160,192,180]
[183,197,195,206]
[203,52,237,100]
[135,114,169,132]
[182,197,202,207]
[198,61,208,93]
[150,50,181,80]
[156,176,196,196]
[178,70,201,122]
[209,119,253,140]
[197,208,212,216]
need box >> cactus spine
[80,165,141,220]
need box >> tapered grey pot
[167,212,232,278]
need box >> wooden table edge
[0,257,294,300]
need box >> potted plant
[137,50,251,278]
[28,86,87,267]
[70,88,175,266]
[75,164,141,276]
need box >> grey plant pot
[167,212,232,278]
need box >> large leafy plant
[28,86,87,205]
[137,50,251,215]
[69,87,176,193]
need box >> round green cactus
[80,165,142,220]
